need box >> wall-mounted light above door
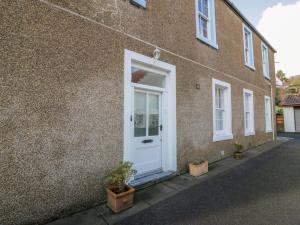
[130,0,147,9]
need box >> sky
[231,0,300,77]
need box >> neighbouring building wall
[283,107,295,132]
[0,0,276,225]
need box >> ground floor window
[244,89,255,136]
[265,96,272,132]
[212,79,233,142]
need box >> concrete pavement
[116,135,300,225]
[46,136,291,225]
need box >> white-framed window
[264,96,272,132]
[130,0,147,8]
[195,0,218,49]
[243,89,255,136]
[261,42,270,79]
[212,79,233,142]
[243,24,255,70]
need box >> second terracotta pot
[189,161,208,177]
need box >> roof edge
[224,0,277,53]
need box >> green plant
[233,143,244,153]
[105,161,137,193]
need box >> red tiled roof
[281,94,300,106]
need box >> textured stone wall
[0,0,275,224]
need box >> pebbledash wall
[1,0,276,225]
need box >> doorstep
[45,138,289,225]
[129,170,176,190]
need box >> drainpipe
[270,83,276,141]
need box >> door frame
[124,49,177,173]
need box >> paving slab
[45,138,289,225]
[96,198,149,225]
[136,183,178,205]
[115,136,296,225]
[163,174,198,191]
[46,208,106,225]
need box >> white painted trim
[243,89,255,136]
[213,133,234,142]
[261,42,270,79]
[124,49,177,173]
[195,0,218,49]
[264,96,273,133]
[212,78,233,142]
[243,24,255,70]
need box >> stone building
[1,0,276,224]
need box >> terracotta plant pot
[189,161,208,177]
[233,151,242,160]
[106,184,135,213]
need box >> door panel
[132,90,162,176]
[134,92,147,137]
[295,109,300,132]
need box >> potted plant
[233,143,244,160]
[189,160,208,177]
[105,161,137,213]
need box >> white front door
[124,50,177,177]
[132,89,163,176]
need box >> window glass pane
[245,93,250,112]
[198,0,202,12]
[215,86,224,109]
[244,31,249,48]
[264,47,268,61]
[134,92,146,137]
[262,47,269,77]
[263,64,267,76]
[216,109,224,131]
[245,49,249,64]
[148,94,159,136]
[131,67,165,88]
[202,0,209,17]
[200,17,208,38]
[246,112,250,129]
[215,88,219,107]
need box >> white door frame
[124,49,177,173]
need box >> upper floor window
[212,79,233,142]
[195,0,218,49]
[243,24,255,70]
[261,42,270,79]
[130,0,147,8]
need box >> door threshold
[134,168,163,180]
[129,171,176,190]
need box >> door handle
[142,139,153,143]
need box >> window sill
[213,133,233,142]
[245,63,256,71]
[265,129,273,133]
[264,76,271,81]
[245,131,255,136]
[196,36,219,50]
